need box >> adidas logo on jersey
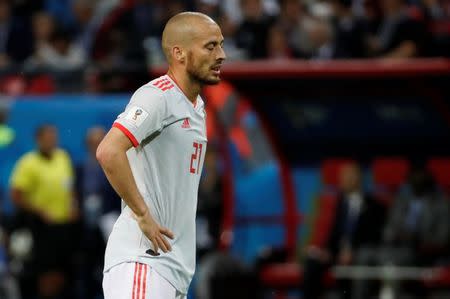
[152,77,174,91]
[181,118,191,128]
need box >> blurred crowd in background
[0,0,448,93]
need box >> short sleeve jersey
[9,149,74,223]
[104,75,207,294]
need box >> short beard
[188,70,220,86]
[186,53,220,86]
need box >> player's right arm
[96,121,174,255]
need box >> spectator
[79,126,120,241]
[302,162,386,299]
[76,126,120,299]
[45,0,75,28]
[9,124,79,299]
[30,12,55,55]
[235,0,276,59]
[383,168,450,265]
[72,0,121,56]
[329,0,367,58]
[71,0,95,52]
[266,23,293,60]
[26,28,86,71]
[131,0,166,39]
[415,0,447,20]
[357,0,382,41]
[221,0,278,25]
[353,167,450,299]
[277,0,314,58]
[195,0,221,20]
[96,0,189,69]
[107,0,162,68]
[215,12,247,61]
[367,0,429,58]
[305,17,335,59]
[11,0,44,18]
[0,0,33,66]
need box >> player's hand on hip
[133,209,174,254]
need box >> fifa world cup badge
[133,109,143,120]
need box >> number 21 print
[190,142,203,174]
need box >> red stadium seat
[372,157,410,205]
[372,157,410,190]
[260,262,302,288]
[427,158,450,194]
[26,75,55,95]
[321,158,356,189]
[0,75,26,96]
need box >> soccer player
[97,12,226,299]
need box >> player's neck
[167,70,201,104]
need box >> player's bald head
[162,12,219,63]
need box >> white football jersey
[104,75,207,294]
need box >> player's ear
[173,46,185,63]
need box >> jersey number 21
[190,142,203,174]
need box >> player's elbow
[96,140,115,168]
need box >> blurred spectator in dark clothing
[26,28,86,71]
[11,0,44,18]
[359,0,382,35]
[352,167,450,299]
[266,23,293,60]
[28,12,55,57]
[302,163,386,299]
[76,126,120,299]
[413,0,447,20]
[196,144,223,259]
[235,0,275,59]
[80,126,120,238]
[0,0,33,66]
[129,0,165,40]
[45,0,75,28]
[329,0,367,58]
[71,0,96,55]
[195,0,221,20]
[383,168,450,265]
[95,26,130,69]
[306,17,335,59]
[9,125,79,299]
[71,0,120,56]
[367,0,430,58]
[110,0,159,68]
[277,0,314,58]
[216,12,247,61]
[102,0,188,68]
